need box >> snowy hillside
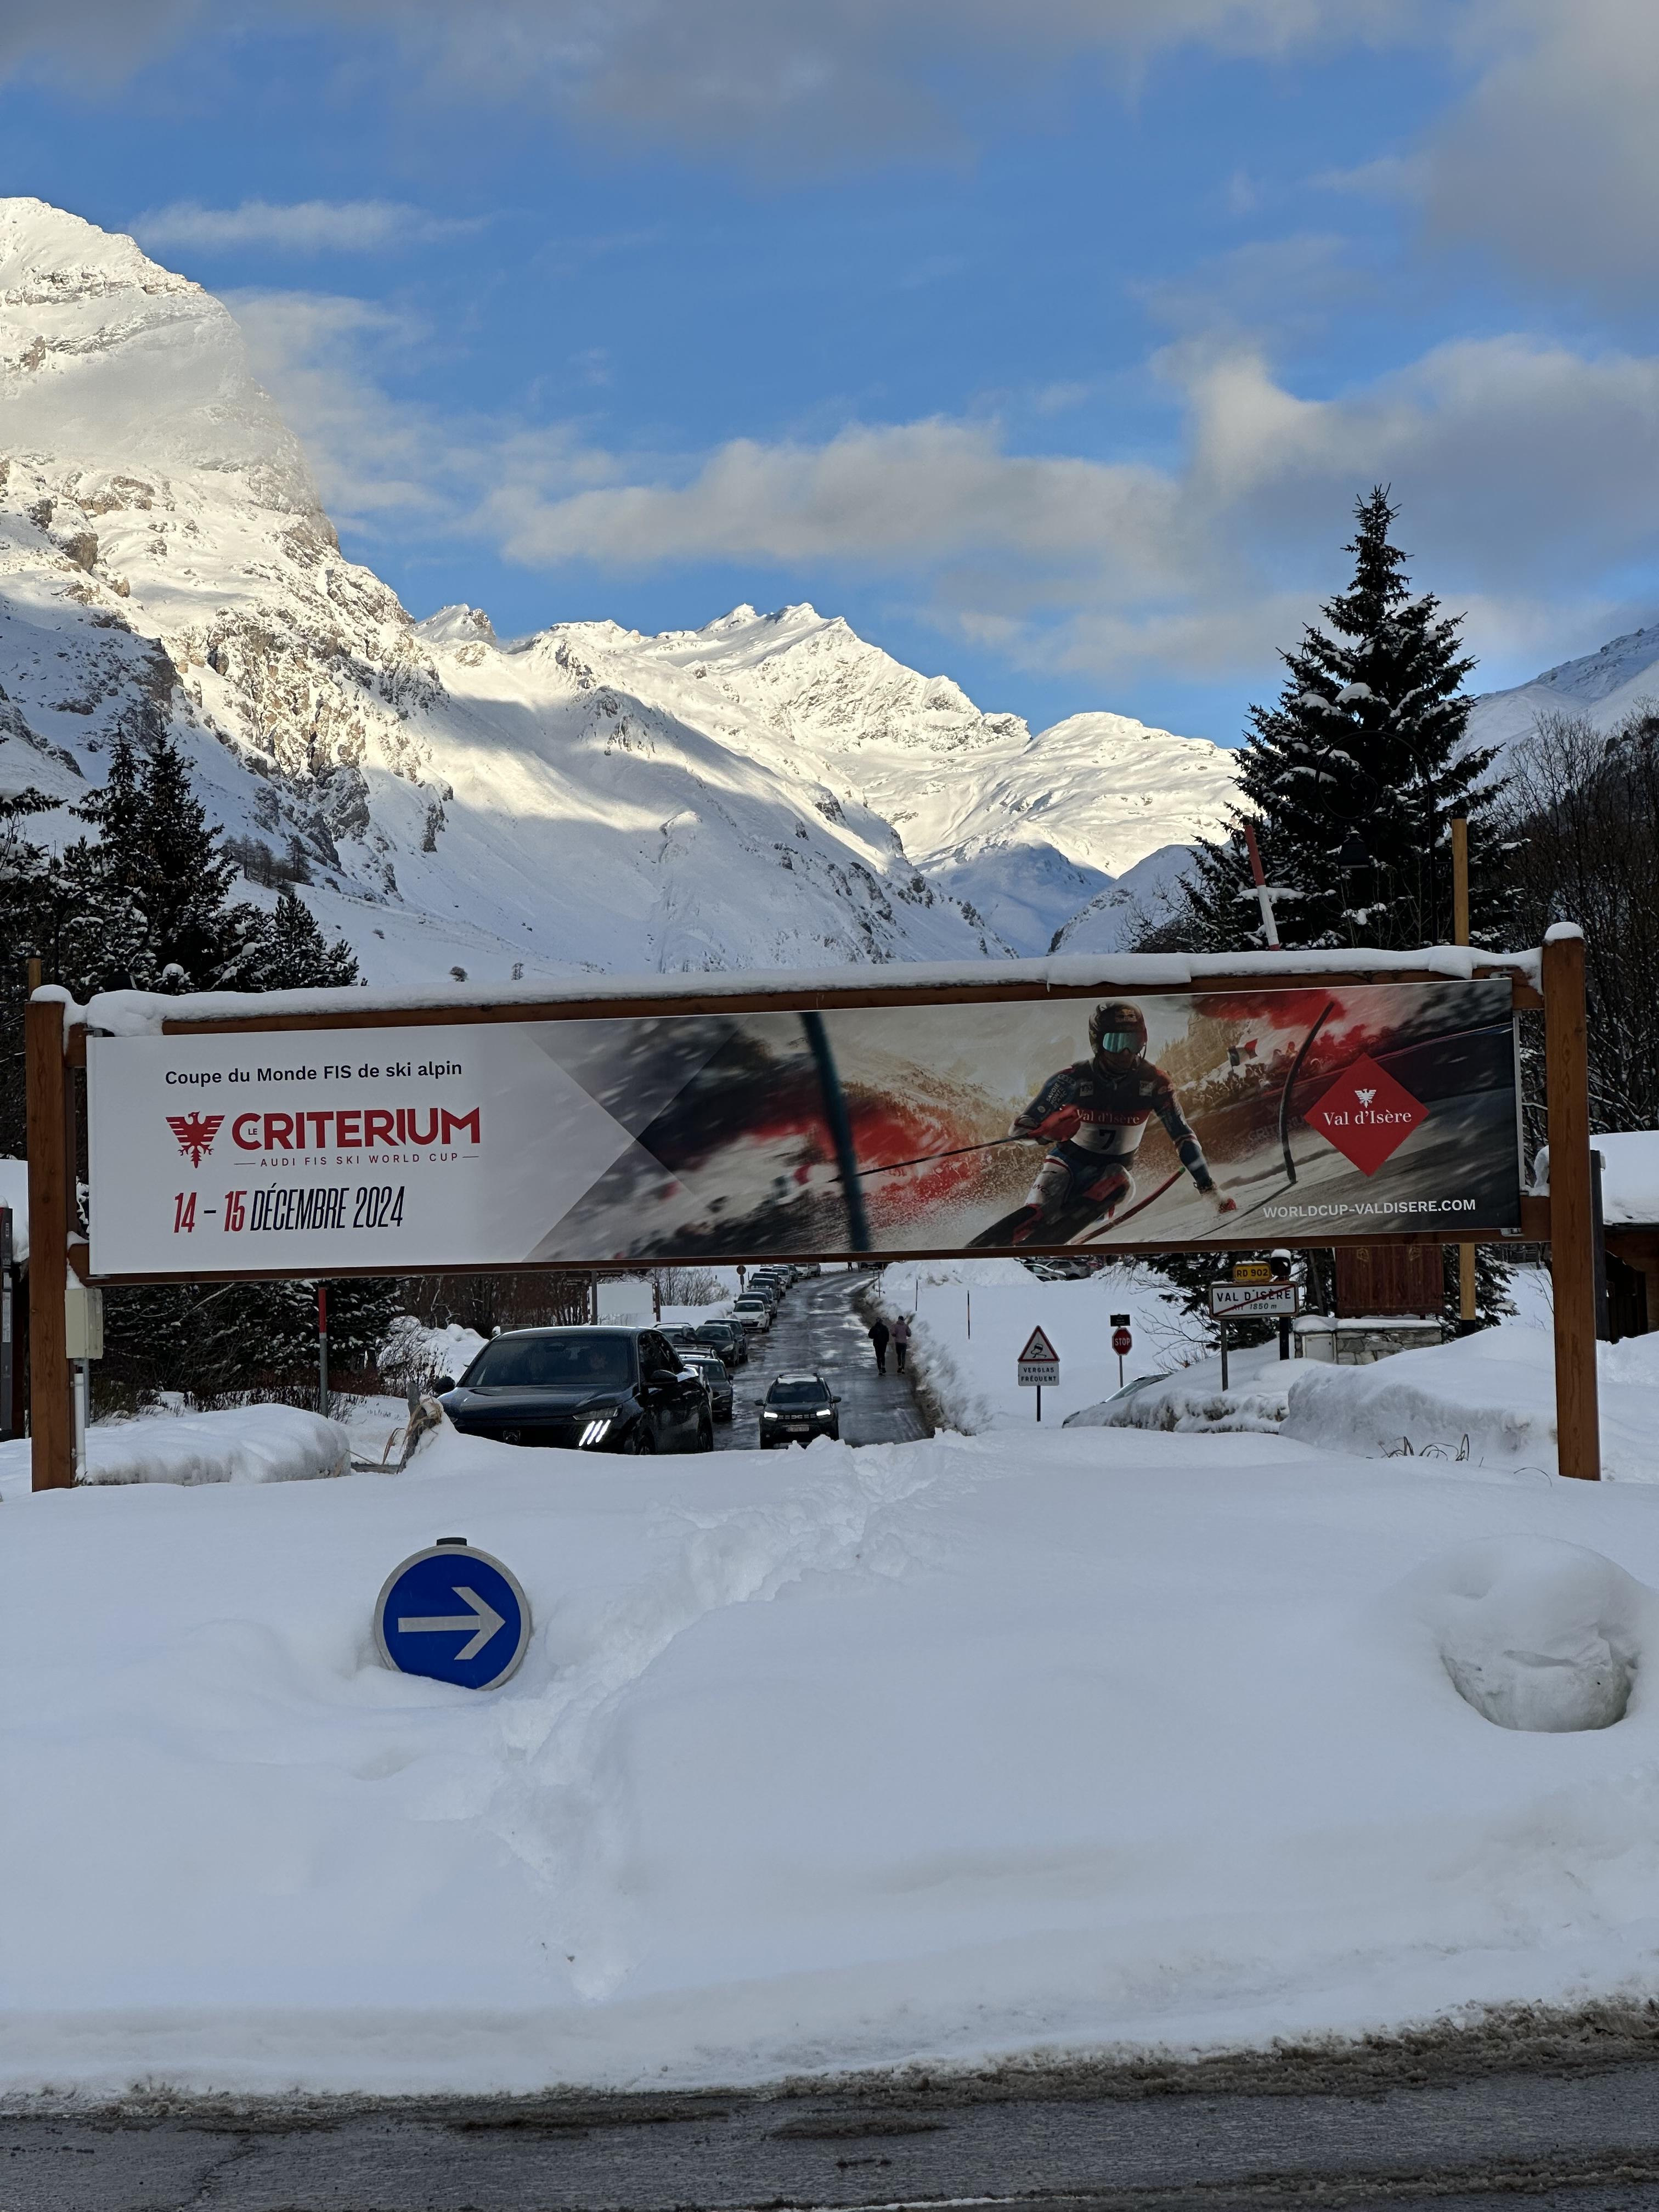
[0,199,1242,980]
[1468,621,1659,757]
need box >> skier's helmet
[1089,1001,1148,1060]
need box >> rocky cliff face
[0,198,1245,980]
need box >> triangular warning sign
[1018,1327,1058,1363]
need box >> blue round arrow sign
[375,1544,531,1690]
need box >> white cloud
[227,291,466,526]
[235,278,1659,692]
[133,198,479,254]
[0,1,1439,167]
[1421,0,1659,294]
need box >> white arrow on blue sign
[375,1541,531,1689]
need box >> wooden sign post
[1543,924,1599,1479]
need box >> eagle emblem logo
[166,1112,224,1167]
[1356,1088,1376,1107]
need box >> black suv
[759,1373,841,1448]
[681,1349,734,1424]
[693,1319,748,1367]
[436,1327,713,1454]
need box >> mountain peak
[0,196,316,512]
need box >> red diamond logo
[1305,1054,1426,1176]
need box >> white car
[731,1296,772,1332]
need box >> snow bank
[1074,1336,1296,1436]
[71,941,1542,1037]
[0,1404,349,1500]
[14,1421,1659,2092]
[872,1257,1197,1431]
[381,1316,488,1387]
[1592,1130,1659,1227]
[1282,1324,1659,1481]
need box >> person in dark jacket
[868,1317,890,1374]
[972,998,1235,1247]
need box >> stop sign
[1111,1327,1132,1357]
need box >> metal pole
[74,1358,89,1480]
[801,1010,873,1252]
[1451,817,1480,1333]
[1117,1350,1124,1388]
[1220,1318,1229,1393]
[1035,1383,1041,1424]
[1543,927,1600,1478]
[1591,1148,1610,1343]
[0,1205,12,1441]
[317,1282,330,1420]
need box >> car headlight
[578,1417,614,1447]
[761,1410,780,1421]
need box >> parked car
[434,1326,713,1454]
[731,1295,773,1333]
[682,1350,734,1423]
[693,1319,748,1367]
[760,1372,841,1447]
[749,1269,789,1299]
[743,1277,783,1307]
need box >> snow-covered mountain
[1468,623,1659,758]
[0,198,1241,981]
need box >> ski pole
[855,1135,1026,1178]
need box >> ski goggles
[1093,1029,1142,1054]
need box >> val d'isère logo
[1306,1056,1426,1176]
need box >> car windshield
[463,1334,634,1390]
[687,1357,724,1380]
[734,1297,766,1309]
[767,1379,830,1407]
[694,1324,734,1342]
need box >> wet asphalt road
[23,2035,1659,2209]
[712,1266,929,1453]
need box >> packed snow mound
[0,1404,349,1497]
[15,1422,1659,2092]
[1283,1324,1659,1480]
[1395,1537,1652,1733]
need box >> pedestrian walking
[868,1317,890,1375]
[891,1313,911,1373]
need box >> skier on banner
[970,1001,1237,1248]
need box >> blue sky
[4,2,1658,743]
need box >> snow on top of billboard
[53,941,1544,1040]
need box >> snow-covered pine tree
[259,889,360,990]
[0,786,60,1155]
[1144,490,1513,1331]
[1176,489,1504,953]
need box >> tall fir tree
[0,706,388,1408]
[1146,491,1513,1331]
[1175,489,1504,953]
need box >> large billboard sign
[86,978,1521,1276]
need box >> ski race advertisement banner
[85,979,1522,1276]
